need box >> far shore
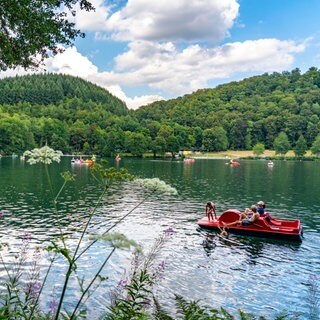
[183,150,313,159]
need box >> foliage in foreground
[0,1,94,71]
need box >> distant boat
[20,155,25,160]
[184,158,195,163]
[267,161,274,167]
[71,158,83,164]
[227,159,239,166]
[71,155,95,166]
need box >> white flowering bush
[135,178,178,195]
[23,146,63,165]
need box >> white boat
[267,161,274,167]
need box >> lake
[0,156,319,319]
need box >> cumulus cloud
[106,85,164,109]
[102,38,306,96]
[104,0,239,42]
[74,0,239,42]
[45,47,98,77]
[73,0,110,31]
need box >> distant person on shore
[205,201,216,221]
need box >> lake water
[0,156,319,319]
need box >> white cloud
[101,38,306,96]
[106,85,164,109]
[73,0,110,31]
[76,0,239,42]
[45,47,98,77]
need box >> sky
[2,0,320,109]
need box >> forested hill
[134,67,320,151]
[0,74,135,156]
[2,68,320,157]
[0,73,128,115]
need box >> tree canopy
[0,0,94,71]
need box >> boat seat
[218,209,241,224]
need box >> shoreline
[184,150,313,159]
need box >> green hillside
[135,67,320,152]
[0,73,128,115]
[0,74,138,155]
[1,68,320,157]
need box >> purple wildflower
[0,211,4,218]
[118,279,127,288]
[158,260,166,271]
[49,298,58,318]
[155,260,167,281]
[31,282,41,297]
[309,274,318,282]
[26,281,41,299]
[131,251,140,270]
[23,232,32,241]
[164,227,174,235]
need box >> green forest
[1,68,320,157]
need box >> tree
[0,0,94,71]
[150,135,166,158]
[252,143,265,156]
[69,120,88,152]
[311,134,320,156]
[294,135,307,157]
[0,115,35,154]
[229,119,247,150]
[202,127,228,151]
[193,126,203,150]
[124,132,148,157]
[105,128,125,155]
[166,135,180,158]
[274,132,291,155]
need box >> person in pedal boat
[205,201,216,221]
[223,205,259,227]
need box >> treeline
[1,69,320,156]
[135,67,320,156]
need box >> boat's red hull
[197,209,303,242]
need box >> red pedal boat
[197,209,303,242]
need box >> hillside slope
[0,73,128,115]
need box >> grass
[183,150,314,159]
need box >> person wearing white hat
[257,201,265,215]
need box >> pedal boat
[197,209,303,242]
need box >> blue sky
[2,0,320,109]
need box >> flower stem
[54,188,107,320]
